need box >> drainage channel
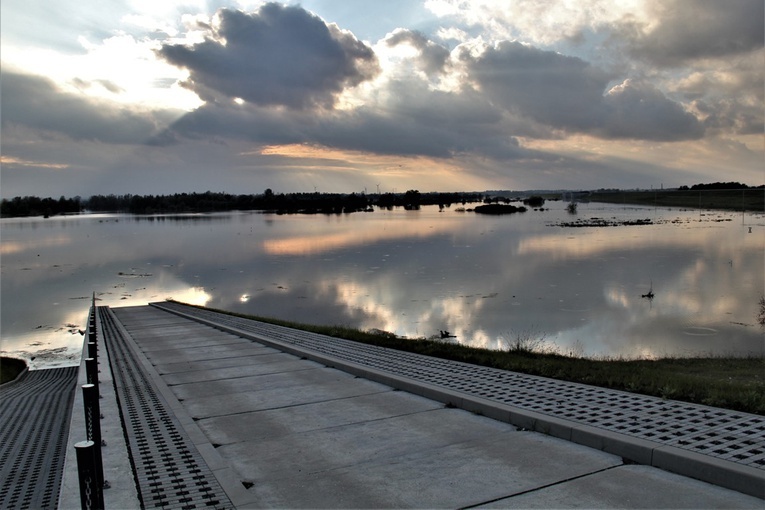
[153,300,765,496]
[100,306,233,509]
[0,366,78,510]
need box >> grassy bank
[182,303,765,415]
[589,189,764,211]
[0,357,27,385]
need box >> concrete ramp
[69,303,761,508]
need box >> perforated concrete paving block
[0,368,77,510]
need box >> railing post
[87,341,97,361]
[88,314,97,346]
[82,384,105,493]
[75,440,104,510]
[85,357,99,395]
[89,294,98,345]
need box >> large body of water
[2,203,763,369]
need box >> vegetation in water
[178,302,765,415]
[473,203,527,215]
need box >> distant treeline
[1,190,484,217]
[678,182,764,191]
[0,195,82,218]
[3,182,761,218]
[590,182,764,211]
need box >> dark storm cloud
[625,0,764,66]
[465,41,704,141]
[599,80,705,141]
[385,29,450,75]
[1,71,170,144]
[165,75,531,161]
[465,41,612,130]
[694,99,763,135]
[313,78,521,158]
[157,3,380,109]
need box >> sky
[1,0,763,198]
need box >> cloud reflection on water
[1,207,762,369]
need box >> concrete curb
[152,302,765,500]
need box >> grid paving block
[99,307,233,509]
[0,367,77,510]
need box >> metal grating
[155,300,765,471]
[99,307,233,509]
[0,367,78,510]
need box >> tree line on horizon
[0,190,485,217]
[677,182,764,191]
[1,182,761,218]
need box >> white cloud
[425,0,652,46]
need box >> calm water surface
[2,204,763,369]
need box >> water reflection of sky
[1,206,763,369]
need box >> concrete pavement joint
[460,463,623,509]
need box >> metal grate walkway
[0,366,77,510]
[153,301,765,473]
[99,306,233,509]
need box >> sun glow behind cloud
[255,143,491,190]
[3,36,201,112]
[0,156,70,170]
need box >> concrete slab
[133,331,247,349]
[478,464,764,509]
[171,363,347,399]
[180,375,388,418]
[161,353,309,385]
[154,348,281,374]
[140,343,261,364]
[223,415,622,508]
[196,389,444,446]
[221,408,534,480]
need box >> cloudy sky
[1,0,763,198]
